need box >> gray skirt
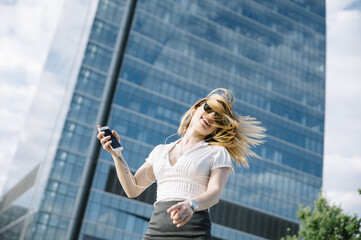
[143,201,212,240]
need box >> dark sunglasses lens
[203,103,212,113]
[204,102,222,120]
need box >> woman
[97,88,265,239]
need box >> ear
[190,110,195,116]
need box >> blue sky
[0,0,360,217]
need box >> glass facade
[29,1,128,239]
[0,0,325,239]
[0,0,100,239]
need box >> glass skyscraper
[0,0,325,239]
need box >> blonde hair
[178,88,266,167]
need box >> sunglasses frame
[201,102,225,125]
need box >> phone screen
[102,128,122,150]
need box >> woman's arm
[192,167,230,210]
[111,152,155,198]
[97,126,155,198]
[167,167,230,227]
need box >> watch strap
[187,199,198,212]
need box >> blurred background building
[0,0,325,239]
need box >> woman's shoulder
[206,144,234,171]
[151,143,166,153]
[147,143,169,161]
[152,140,177,152]
[202,143,230,158]
[206,143,228,152]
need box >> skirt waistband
[155,201,209,212]
[143,201,212,240]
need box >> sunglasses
[202,102,222,121]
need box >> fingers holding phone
[97,125,123,153]
[97,125,111,152]
[111,129,120,142]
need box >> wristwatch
[187,199,199,212]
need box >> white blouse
[146,139,234,204]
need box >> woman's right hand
[96,125,120,155]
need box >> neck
[181,127,204,146]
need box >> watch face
[192,200,198,210]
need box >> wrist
[112,151,122,158]
[186,199,199,212]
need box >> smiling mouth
[202,117,210,127]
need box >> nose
[208,112,216,117]
[206,112,216,122]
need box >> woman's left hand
[167,201,194,228]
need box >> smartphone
[99,126,123,152]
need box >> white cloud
[0,1,65,80]
[327,0,356,14]
[323,0,361,217]
[323,154,361,216]
[0,0,65,196]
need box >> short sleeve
[211,147,234,173]
[145,145,161,166]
